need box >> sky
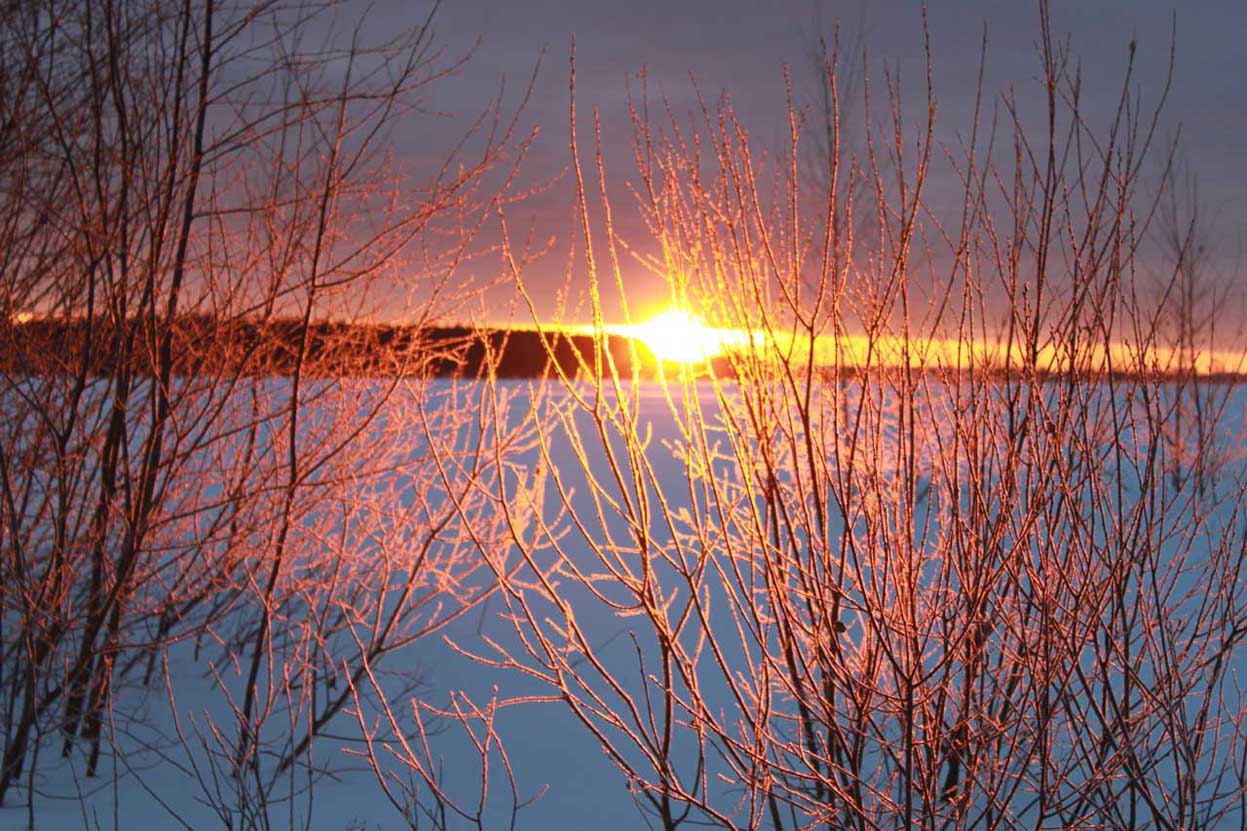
[362,0,1246,325]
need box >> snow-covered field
[6,377,1247,830]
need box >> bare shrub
[0,0,535,826]
[472,8,1247,830]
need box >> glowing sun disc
[629,309,740,364]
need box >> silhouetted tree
[0,0,536,825]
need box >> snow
[5,377,1247,829]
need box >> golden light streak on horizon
[802,334,1247,377]
[576,312,1247,377]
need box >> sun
[626,308,742,364]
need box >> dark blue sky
[370,1,1246,323]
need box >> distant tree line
[2,316,668,379]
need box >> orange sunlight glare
[624,309,744,364]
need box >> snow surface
[5,378,1247,830]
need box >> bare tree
[799,0,867,207]
[1147,151,1243,496]
[466,5,1247,829]
[0,0,536,826]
